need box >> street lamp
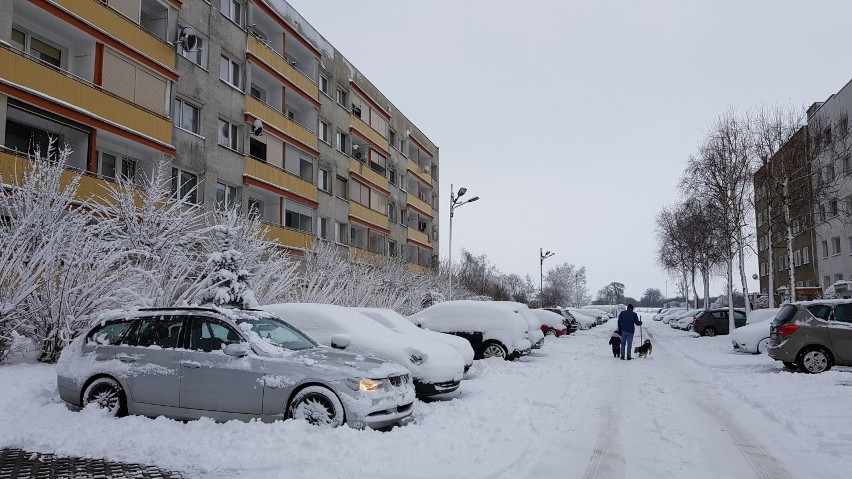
[448,184,479,298]
[539,248,555,307]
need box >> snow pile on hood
[409,300,530,353]
[747,308,781,324]
[530,309,567,331]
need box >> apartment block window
[388,240,397,258]
[97,151,136,181]
[350,224,367,249]
[336,131,348,154]
[822,240,829,259]
[218,118,240,151]
[335,176,348,200]
[249,138,266,161]
[389,130,396,148]
[299,157,313,182]
[219,55,241,89]
[388,167,397,186]
[349,180,370,207]
[177,25,205,67]
[171,168,198,204]
[836,274,844,283]
[803,246,810,264]
[284,200,313,233]
[318,120,330,144]
[831,199,839,217]
[827,164,836,182]
[824,276,831,289]
[399,208,407,226]
[247,198,263,220]
[220,0,243,26]
[369,230,387,255]
[369,150,387,176]
[174,98,200,134]
[318,168,330,193]
[387,204,397,222]
[11,27,62,68]
[845,154,852,174]
[759,262,765,277]
[840,116,849,137]
[794,250,802,267]
[849,236,852,255]
[216,182,238,209]
[824,127,833,146]
[249,83,266,103]
[317,217,329,240]
[336,88,348,108]
[846,195,852,216]
[819,204,826,222]
[335,222,348,245]
[319,74,330,96]
[833,236,842,256]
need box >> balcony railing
[246,96,317,150]
[349,202,389,231]
[350,114,389,153]
[260,221,315,249]
[349,158,388,191]
[248,35,318,100]
[407,228,429,246]
[407,158,433,184]
[244,157,317,201]
[0,150,119,206]
[407,194,432,216]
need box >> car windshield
[233,313,318,351]
[774,304,798,324]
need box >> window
[833,236,842,256]
[249,138,266,161]
[336,88,348,107]
[845,154,852,174]
[369,149,387,176]
[840,116,849,138]
[803,246,810,264]
[11,27,62,68]
[760,262,766,277]
[249,83,266,102]
[389,130,396,148]
[87,320,134,345]
[349,179,370,207]
[216,182,238,209]
[173,98,200,134]
[387,203,397,222]
[824,276,831,289]
[336,131,348,154]
[218,118,240,151]
[819,204,826,222]
[335,176,348,200]
[317,217,329,240]
[319,74,330,96]
[190,319,241,352]
[824,127,833,146]
[827,164,836,182]
[350,224,367,249]
[284,200,313,233]
[368,230,387,255]
[127,318,185,349]
[318,120,330,144]
[399,208,407,226]
[831,199,839,217]
[299,157,313,182]
[177,26,205,67]
[822,240,829,259]
[318,168,330,193]
[388,167,397,186]
[171,168,198,204]
[836,274,844,282]
[794,250,801,267]
[834,303,852,323]
[388,240,397,258]
[219,55,241,89]
[220,0,243,26]
[97,151,136,181]
[335,222,348,245]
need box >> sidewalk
[0,448,184,479]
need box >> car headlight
[346,377,383,392]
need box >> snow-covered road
[1,312,850,478]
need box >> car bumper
[414,379,461,397]
[767,343,797,362]
[532,338,544,349]
[358,401,414,429]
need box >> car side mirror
[223,343,250,357]
[330,334,351,349]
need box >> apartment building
[0,0,439,271]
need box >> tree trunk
[784,179,796,303]
[737,228,752,317]
[703,268,710,309]
[691,269,699,309]
[767,205,775,309]
[727,257,736,333]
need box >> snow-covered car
[731,310,780,354]
[262,303,465,398]
[661,308,687,324]
[498,302,545,349]
[567,308,597,329]
[653,308,673,321]
[531,309,568,337]
[543,308,579,334]
[409,300,532,360]
[56,307,415,429]
[576,308,608,325]
[353,307,475,372]
[671,310,700,330]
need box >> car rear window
[834,303,852,323]
[806,305,832,320]
[87,320,133,345]
[774,305,798,324]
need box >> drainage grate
[0,448,184,479]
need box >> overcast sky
[288,0,852,300]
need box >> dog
[633,339,652,358]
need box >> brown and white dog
[634,339,652,358]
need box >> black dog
[633,339,652,358]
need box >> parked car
[409,300,532,360]
[566,308,597,329]
[353,307,475,372]
[768,300,852,373]
[661,308,687,324]
[576,308,608,325]
[262,303,465,398]
[731,308,781,354]
[671,310,701,330]
[653,308,673,321]
[56,307,415,429]
[692,308,747,336]
[543,308,579,334]
[499,302,545,349]
[531,309,568,337]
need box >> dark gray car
[768,300,852,373]
[56,307,415,429]
[692,309,747,336]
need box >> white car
[530,309,568,337]
[354,307,475,372]
[661,309,687,324]
[409,300,532,360]
[567,308,597,329]
[262,303,465,398]
[498,302,545,349]
[671,310,700,330]
[732,308,781,354]
[576,308,608,325]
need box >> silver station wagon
[56,307,415,429]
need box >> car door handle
[180,360,201,369]
[115,353,138,363]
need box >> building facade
[0,0,439,271]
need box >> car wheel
[82,377,127,417]
[287,386,345,427]
[798,348,832,374]
[703,327,717,337]
[756,337,770,355]
[545,329,555,336]
[686,324,693,331]
[480,341,508,360]
[782,361,798,371]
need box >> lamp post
[539,248,555,307]
[448,184,479,298]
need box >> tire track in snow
[583,404,625,479]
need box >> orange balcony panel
[244,157,317,202]
[349,202,389,231]
[0,151,119,207]
[248,35,318,100]
[260,222,314,250]
[246,96,317,152]
[408,263,431,274]
[52,0,175,69]
[350,114,389,152]
[407,228,430,247]
[407,158,433,184]
[407,194,432,216]
[349,247,385,264]
[349,157,388,192]
[1,48,172,147]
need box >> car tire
[480,341,508,360]
[686,324,693,331]
[797,347,832,374]
[782,361,798,371]
[703,327,717,337]
[545,329,555,336]
[756,337,770,355]
[82,377,127,417]
[287,386,345,427]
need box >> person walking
[617,304,642,360]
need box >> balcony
[52,0,175,69]
[0,150,116,206]
[247,35,317,100]
[260,222,314,250]
[408,263,432,274]
[244,157,317,202]
[407,194,432,216]
[407,158,433,184]
[349,158,388,191]
[246,96,317,151]
[350,114,389,152]
[349,247,386,265]
[407,228,430,246]
[1,47,173,147]
[349,202,389,231]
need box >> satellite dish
[423,164,432,175]
[391,193,399,204]
[177,26,199,52]
[251,118,263,136]
[752,273,758,280]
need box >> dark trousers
[620,332,634,358]
[611,344,620,356]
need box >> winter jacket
[608,333,621,346]
[617,310,642,334]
